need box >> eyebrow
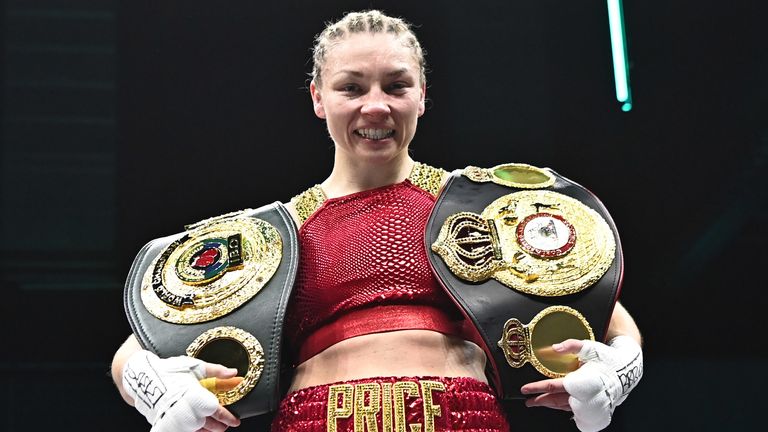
[333,68,409,78]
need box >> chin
[356,146,408,165]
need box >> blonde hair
[311,10,426,87]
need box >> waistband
[271,376,509,432]
[298,305,463,363]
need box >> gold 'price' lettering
[327,384,354,432]
[326,380,445,432]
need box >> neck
[322,154,414,199]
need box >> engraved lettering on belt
[326,380,446,432]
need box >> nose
[360,89,391,117]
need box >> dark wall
[2,0,766,430]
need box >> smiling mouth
[355,128,395,140]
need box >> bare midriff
[288,329,487,393]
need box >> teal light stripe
[607,0,632,111]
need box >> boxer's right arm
[112,334,143,405]
[111,334,241,431]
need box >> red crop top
[286,167,463,364]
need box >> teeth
[357,128,394,140]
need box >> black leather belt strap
[426,169,623,399]
[124,202,298,418]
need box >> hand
[121,350,242,432]
[520,339,577,413]
[521,336,643,432]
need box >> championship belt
[123,202,299,418]
[426,164,623,399]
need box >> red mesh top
[285,180,462,364]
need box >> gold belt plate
[463,163,556,189]
[186,326,265,406]
[497,305,594,378]
[141,216,282,323]
[432,190,615,297]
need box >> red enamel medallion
[516,212,576,258]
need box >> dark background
[2,0,766,430]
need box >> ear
[418,83,426,117]
[310,81,326,119]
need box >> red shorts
[271,376,510,432]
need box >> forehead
[324,33,419,77]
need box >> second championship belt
[426,164,623,399]
[123,202,299,418]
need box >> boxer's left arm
[520,303,642,431]
[603,302,641,345]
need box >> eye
[339,83,361,94]
[387,82,409,94]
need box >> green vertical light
[607,0,632,111]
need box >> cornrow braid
[311,10,426,88]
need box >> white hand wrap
[563,336,643,432]
[122,350,220,432]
